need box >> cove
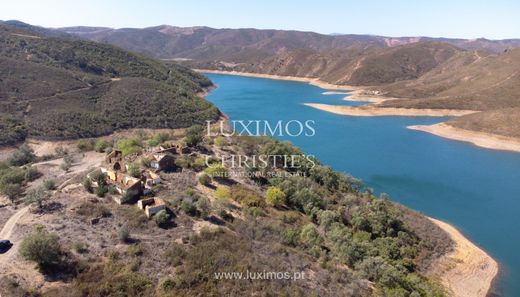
[204,73,520,296]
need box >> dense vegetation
[0,24,219,145]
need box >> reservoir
[205,73,520,296]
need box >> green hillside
[0,24,219,145]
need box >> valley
[0,16,519,297]
[47,22,520,145]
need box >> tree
[8,144,35,166]
[0,183,22,201]
[265,186,285,207]
[184,124,204,147]
[154,209,171,227]
[24,186,49,210]
[19,226,62,272]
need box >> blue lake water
[205,73,520,297]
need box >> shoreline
[408,123,520,153]
[429,218,498,297]
[197,69,418,103]
[304,103,477,117]
[195,69,362,91]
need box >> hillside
[48,22,520,140]
[378,48,520,111]
[0,129,456,297]
[52,24,519,86]
[0,24,219,145]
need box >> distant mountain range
[55,24,520,56]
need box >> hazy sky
[1,0,518,39]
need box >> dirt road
[0,206,29,270]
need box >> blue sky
[1,0,518,39]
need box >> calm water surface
[205,73,520,296]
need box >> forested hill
[0,23,219,146]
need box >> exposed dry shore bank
[304,103,477,117]
[195,69,358,90]
[428,218,499,297]
[408,123,520,153]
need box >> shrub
[77,139,94,151]
[95,185,108,197]
[24,166,40,181]
[147,133,169,146]
[154,209,171,227]
[214,186,231,201]
[184,124,205,147]
[73,241,87,253]
[230,185,262,207]
[204,164,228,180]
[89,170,107,186]
[198,173,211,186]
[8,144,36,166]
[127,163,141,178]
[265,186,286,207]
[115,138,142,156]
[54,146,69,157]
[43,179,56,190]
[218,209,234,222]
[140,157,152,168]
[192,157,207,171]
[181,201,197,216]
[60,155,73,172]
[214,136,227,147]
[121,190,138,204]
[244,206,266,217]
[317,210,340,230]
[127,244,144,257]
[82,178,93,193]
[164,243,186,266]
[300,224,323,248]
[19,226,62,272]
[94,139,110,152]
[118,226,130,243]
[281,228,300,247]
[196,197,211,218]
